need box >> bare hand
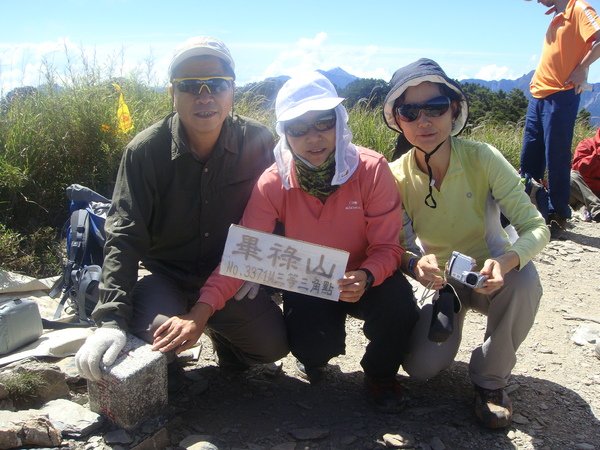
[475,259,504,295]
[566,65,589,94]
[415,254,445,290]
[152,303,212,354]
[338,270,368,303]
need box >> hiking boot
[364,376,406,414]
[474,385,513,429]
[296,360,326,384]
[548,213,571,240]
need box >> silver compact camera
[447,251,487,288]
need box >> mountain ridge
[316,67,600,125]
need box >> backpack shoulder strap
[49,209,91,319]
[68,209,91,269]
[74,265,101,324]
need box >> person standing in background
[520,0,600,235]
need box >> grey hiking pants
[128,272,289,368]
[570,169,600,221]
[402,262,542,390]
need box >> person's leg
[129,273,193,344]
[570,170,600,221]
[205,287,288,369]
[467,262,541,428]
[544,90,580,219]
[348,271,419,413]
[282,291,346,370]
[348,271,418,379]
[520,97,547,181]
[402,284,470,381]
[468,262,542,390]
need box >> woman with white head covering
[200,71,418,413]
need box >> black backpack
[49,184,111,325]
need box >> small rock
[41,398,103,438]
[505,384,520,395]
[571,324,600,346]
[1,362,70,408]
[262,360,284,377]
[271,443,296,450]
[430,436,445,450]
[340,434,357,446]
[512,413,530,425]
[575,444,595,450]
[21,416,62,448]
[289,427,329,440]
[131,427,170,450]
[179,434,219,449]
[104,429,133,445]
[383,432,415,448]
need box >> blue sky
[2,0,600,94]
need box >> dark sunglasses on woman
[395,95,451,122]
[172,77,233,95]
[284,112,337,138]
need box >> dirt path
[160,218,600,449]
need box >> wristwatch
[407,257,418,279]
[360,268,375,291]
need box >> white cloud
[0,38,173,94]
[258,34,393,83]
[261,32,329,78]
[473,64,515,81]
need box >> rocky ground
[2,217,600,449]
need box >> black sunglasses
[284,113,337,138]
[395,95,451,122]
[172,77,233,95]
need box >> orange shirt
[531,0,600,98]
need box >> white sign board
[220,225,349,301]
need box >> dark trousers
[129,272,289,368]
[520,89,580,218]
[282,271,418,379]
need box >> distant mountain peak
[318,67,358,89]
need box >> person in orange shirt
[521,0,600,235]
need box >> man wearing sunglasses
[76,36,288,382]
[521,0,600,237]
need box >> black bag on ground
[428,284,461,343]
[49,184,111,325]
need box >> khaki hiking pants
[402,262,542,390]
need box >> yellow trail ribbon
[112,83,133,133]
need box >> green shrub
[0,224,62,277]
[2,371,47,406]
[348,104,397,160]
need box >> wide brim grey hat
[168,36,235,80]
[275,72,344,122]
[383,58,468,136]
